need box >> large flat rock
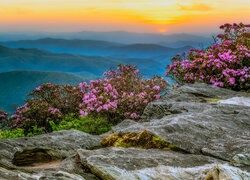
[0,130,102,179]
[110,84,250,163]
[78,147,249,180]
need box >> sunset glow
[158,28,168,33]
[0,0,249,34]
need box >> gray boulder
[78,147,249,180]
[0,130,101,179]
[111,83,250,163]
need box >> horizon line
[0,30,215,36]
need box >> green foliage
[0,128,25,139]
[171,83,175,90]
[0,113,111,140]
[152,136,163,143]
[116,142,133,148]
[168,144,182,151]
[207,98,224,103]
[26,126,44,137]
[0,126,44,140]
[50,113,113,135]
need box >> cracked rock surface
[112,83,250,162]
[0,83,249,179]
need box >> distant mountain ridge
[0,70,90,113]
[0,38,192,59]
[0,31,212,47]
[0,45,164,76]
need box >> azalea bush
[9,65,169,134]
[80,65,169,123]
[10,99,64,134]
[0,110,8,129]
[9,83,86,134]
[29,83,86,115]
[165,23,250,91]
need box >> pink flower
[130,113,139,119]
[153,86,160,90]
[35,86,42,91]
[155,94,160,99]
[80,110,88,117]
[122,92,126,98]
[174,84,179,89]
[229,77,235,85]
[103,104,109,111]
[97,106,103,112]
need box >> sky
[0,0,249,34]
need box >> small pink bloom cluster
[10,100,63,132]
[0,110,8,127]
[165,23,250,91]
[48,108,61,116]
[10,83,84,133]
[0,111,8,118]
[79,65,169,122]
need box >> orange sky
[0,0,249,34]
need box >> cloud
[178,3,214,11]
[146,3,172,6]
[0,7,33,15]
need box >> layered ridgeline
[0,39,191,61]
[0,45,164,76]
[0,70,91,113]
[0,31,211,47]
[0,45,165,113]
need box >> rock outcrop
[0,83,249,179]
[111,83,250,162]
[0,130,101,179]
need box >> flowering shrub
[9,65,168,134]
[0,110,8,128]
[10,83,86,134]
[10,100,62,134]
[165,23,250,91]
[30,83,86,115]
[80,65,169,123]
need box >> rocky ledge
[0,83,249,179]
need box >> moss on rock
[207,98,223,103]
[101,130,183,151]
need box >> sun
[157,28,167,33]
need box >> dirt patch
[24,160,62,169]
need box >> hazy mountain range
[1,38,192,60]
[0,70,90,113]
[0,45,164,77]
[0,31,212,48]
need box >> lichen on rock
[101,130,183,152]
